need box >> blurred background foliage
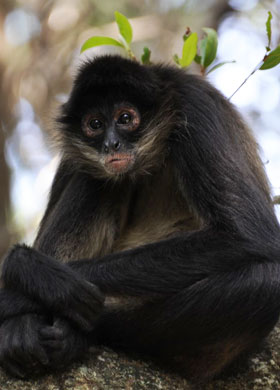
[0,0,280,259]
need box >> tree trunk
[0,63,12,260]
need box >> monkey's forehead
[71,55,160,105]
[77,55,154,86]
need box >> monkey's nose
[103,139,121,153]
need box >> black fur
[1,55,280,380]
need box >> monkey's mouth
[105,153,134,173]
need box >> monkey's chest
[112,173,201,252]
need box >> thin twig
[229,59,265,100]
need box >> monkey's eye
[89,118,103,130]
[82,115,104,138]
[118,113,132,125]
[114,107,140,131]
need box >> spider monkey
[0,55,280,380]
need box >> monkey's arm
[0,161,105,377]
[34,159,106,258]
[0,172,104,377]
[0,289,42,322]
[35,159,74,234]
[2,245,104,332]
[1,164,107,332]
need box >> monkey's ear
[55,99,81,129]
[56,103,70,125]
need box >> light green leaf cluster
[80,9,280,78]
[174,28,233,74]
[80,12,226,71]
[80,11,229,72]
[81,12,137,61]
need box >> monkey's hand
[2,245,105,332]
[0,314,49,378]
[39,318,88,369]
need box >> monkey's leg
[68,232,280,379]
[92,288,268,380]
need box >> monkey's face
[81,102,141,175]
[57,56,174,180]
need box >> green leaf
[141,47,152,65]
[260,46,280,70]
[200,27,218,68]
[179,32,198,68]
[265,11,272,51]
[114,11,133,45]
[81,36,124,53]
[206,60,236,74]
[194,54,201,64]
[173,54,180,66]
